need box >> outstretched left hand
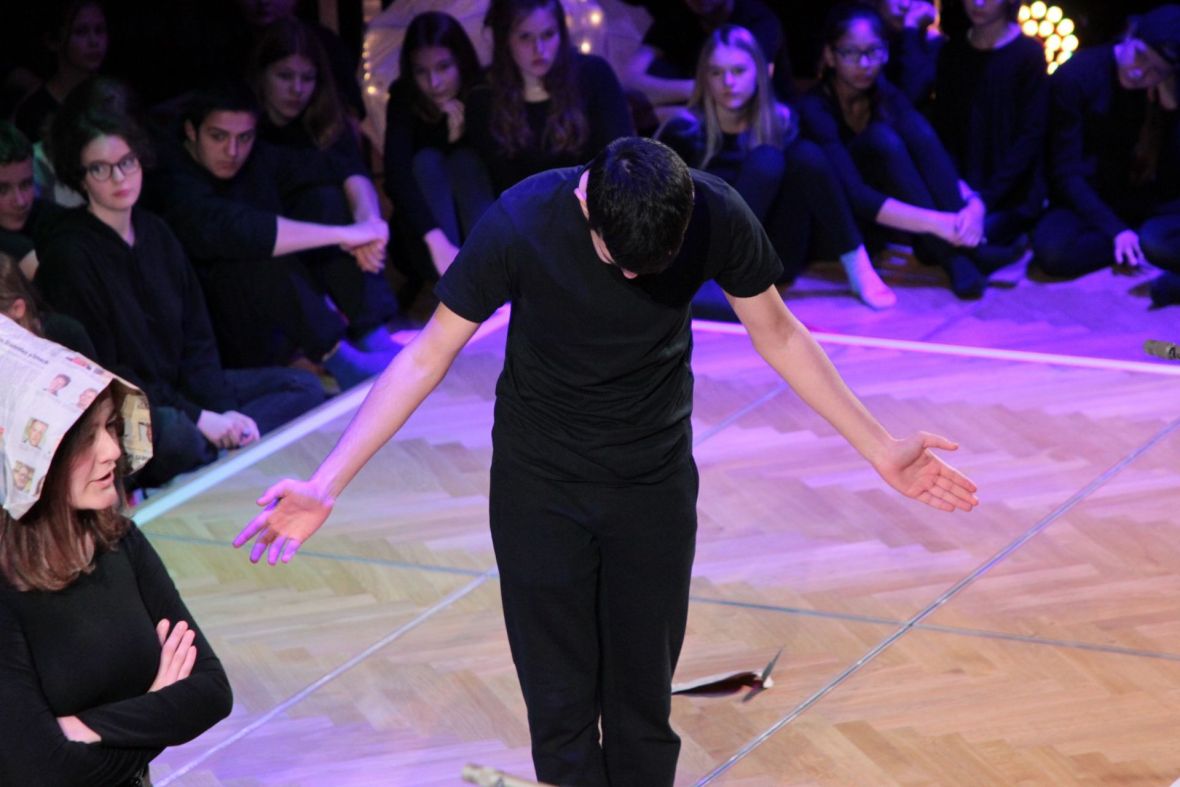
[874,432,978,512]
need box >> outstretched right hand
[233,479,335,566]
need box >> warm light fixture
[1020,3,1079,74]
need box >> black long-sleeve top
[886,27,943,107]
[1047,44,1180,238]
[797,79,915,222]
[0,524,232,786]
[933,33,1049,215]
[464,53,634,194]
[141,137,340,265]
[0,199,64,260]
[35,207,236,421]
[382,78,464,238]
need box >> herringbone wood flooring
[136,279,1180,785]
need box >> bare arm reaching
[728,287,978,512]
[233,303,481,564]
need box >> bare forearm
[311,315,471,497]
[343,175,382,223]
[752,310,893,464]
[876,198,949,236]
[273,216,347,256]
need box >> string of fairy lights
[1019,2,1079,74]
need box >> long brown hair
[248,17,344,150]
[0,388,129,592]
[484,0,588,157]
[0,253,44,336]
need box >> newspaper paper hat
[0,315,152,519]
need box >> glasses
[83,153,140,182]
[834,45,889,65]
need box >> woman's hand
[441,99,466,143]
[953,198,986,248]
[233,478,336,565]
[149,619,198,692]
[873,432,978,512]
[1113,229,1145,268]
[56,715,101,743]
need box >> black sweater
[464,54,634,194]
[382,78,464,238]
[142,137,341,265]
[0,525,232,786]
[35,207,236,421]
[933,33,1049,215]
[797,79,916,222]
[1047,44,1180,237]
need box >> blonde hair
[687,25,795,169]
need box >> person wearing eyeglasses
[34,78,324,488]
[798,2,1023,300]
[1031,5,1180,308]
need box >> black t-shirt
[435,166,781,484]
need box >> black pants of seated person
[1032,198,1180,278]
[848,116,970,272]
[200,187,398,369]
[134,366,325,488]
[764,139,865,282]
[490,457,698,787]
[412,147,495,248]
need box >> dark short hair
[48,77,153,196]
[0,122,33,166]
[181,82,261,133]
[585,137,695,276]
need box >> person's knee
[856,122,907,160]
[1139,218,1180,271]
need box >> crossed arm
[728,286,978,512]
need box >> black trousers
[848,115,968,271]
[489,457,699,787]
[1032,197,1180,278]
[134,367,324,488]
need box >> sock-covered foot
[947,254,985,299]
[969,235,1028,274]
[352,326,397,353]
[840,248,896,309]
[1149,271,1180,307]
[323,340,399,390]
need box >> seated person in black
[465,0,635,195]
[1032,5,1180,308]
[0,322,233,785]
[14,0,109,144]
[933,0,1048,247]
[234,137,979,787]
[0,122,64,281]
[658,24,895,309]
[384,11,494,282]
[624,0,793,125]
[799,3,1021,299]
[0,251,96,359]
[247,18,397,338]
[878,0,943,108]
[38,85,325,487]
[142,85,400,390]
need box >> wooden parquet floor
[135,277,1180,786]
